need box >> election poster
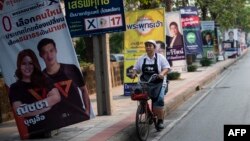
[124,8,165,95]
[0,0,94,139]
[166,11,187,72]
[201,21,215,59]
[180,6,203,55]
[223,29,239,58]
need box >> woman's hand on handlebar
[158,74,164,79]
[130,73,137,79]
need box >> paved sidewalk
[0,49,248,141]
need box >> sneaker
[43,131,52,138]
[30,131,51,139]
[156,119,164,130]
[50,129,59,136]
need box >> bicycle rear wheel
[136,102,150,141]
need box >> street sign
[64,0,126,37]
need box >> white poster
[223,29,239,58]
[0,0,94,139]
[166,11,187,72]
[0,0,79,85]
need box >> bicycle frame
[133,74,161,141]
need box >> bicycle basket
[130,84,148,101]
[131,93,148,100]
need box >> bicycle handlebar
[138,74,159,84]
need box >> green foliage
[74,33,124,63]
[187,64,198,72]
[196,0,247,31]
[200,57,212,67]
[110,32,124,53]
[79,61,92,68]
[124,0,164,10]
[236,7,250,32]
[167,71,181,80]
[74,37,86,62]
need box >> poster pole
[93,34,113,115]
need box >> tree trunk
[84,37,94,63]
[165,0,172,12]
[182,0,187,7]
[186,54,193,65]
[201,7,207,20]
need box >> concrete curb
[107,51,247,141]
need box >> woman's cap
[144,40,157,48]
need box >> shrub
[187,64,198,72]
[79,61,92,68]
[200,57,212,66]
[167,71,181,80]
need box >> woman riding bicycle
[130,40,170,130]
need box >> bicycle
[130,74,164,141]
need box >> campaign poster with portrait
[223,29,239,58]
[239,31,247,50]
[165,11,187,72]
[201,21,215,59]
[0,0,94,139]
[180,6,203,55]
[124,8,165,95]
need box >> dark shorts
[152,86,166,108]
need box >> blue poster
[64,0,126,37]
[180,6,203,54]
[201,21,216,58]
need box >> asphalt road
[159,52,250,141]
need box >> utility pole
[93,34,113,115]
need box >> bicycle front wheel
[136,103,150,141]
